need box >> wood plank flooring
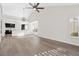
[0,35,79,56]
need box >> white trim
[38,34,79,47]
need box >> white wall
[0,18,1,41]
[31,5,79,46]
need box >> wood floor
[0,35,79,56]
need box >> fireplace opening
[5,30,12,36]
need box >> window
[21,24,25,30]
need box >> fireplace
[5,30,12,35]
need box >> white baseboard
[38,34,79,47]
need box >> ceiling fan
[24,3,44,13]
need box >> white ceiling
[1,3,79,20]
[2,3,33,19]
[2,3,79,7]
[39,3,79,7]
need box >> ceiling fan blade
[29,3,34,7]
[24,7,33,9]
[34,3,40,8]
[36,9,40,13]
[34,3,36,6]
[36,7,44,9]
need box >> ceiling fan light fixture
[34,8,36,10]
[27,3,44,13]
